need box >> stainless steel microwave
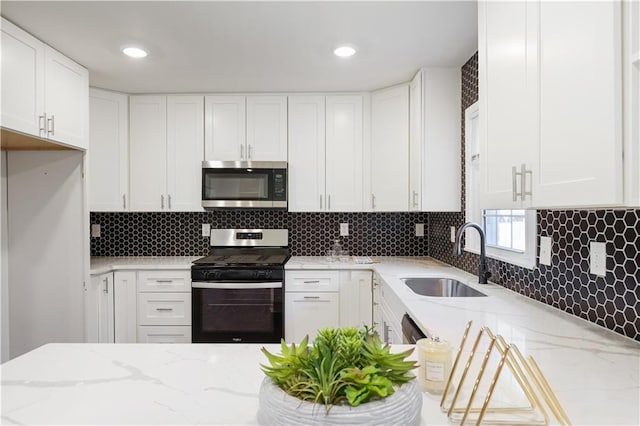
[201,161,287,209]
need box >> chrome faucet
[454,222,491,284]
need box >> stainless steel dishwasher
[401,314,427,344]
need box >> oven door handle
[192,282,283,289]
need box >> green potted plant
[257,327,422,425]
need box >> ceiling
[1,1,478,94]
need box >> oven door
[192,281,283,343]
[201,161,287,208]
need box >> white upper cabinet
[44,47,89,149]
[204,95,287,161]
[246,96,287,161]
[325,95,364,212]
[623,0,640,205]
[129,96,167,211]
[1,18,89,150]
[130,95,203,211]
[1,18,45,137]
[88,88,128,211]
[204,96,246,160]
[408,73,423,211]
[288,96,326,212]
[479,0,623,209]
[534,1,622,207]
[370,85,409,212]
[167,96,204,211]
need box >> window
[464,102,537,269]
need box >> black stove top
[192,247,290,268]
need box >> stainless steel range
[191,229,289,343]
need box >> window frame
[463,101,537,270]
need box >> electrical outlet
[340,223,349,236]
[590,242,607,276]
[539,236,552,266]
[91,224,101,238]
[202,223,211,237]
[415,223,424,237]
[450,226,456,243]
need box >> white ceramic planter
[257,377,422,425]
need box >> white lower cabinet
[113,271,137,343]
[285,270,373,342]
[85,272,115,343]
[136,269,192,342]
[137,326,191,343]
[372,273,404,344]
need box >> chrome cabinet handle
[412,191,418,208]
[161,195,165,209]
[155,307,173,311]
[328,194,331,210]
[155,279,174,283]
[47,115,55,136]
[122,194,126,210]
[512,166,520,202]
[240,144,244,159]
[103,278,108,294]
[320,195,323,210]
[248,144,252,159]
[38,114,47,135]
[303,280,320,284]
[303,296,320,299]
[371,194,376,209]
[168,194,172,210]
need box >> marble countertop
[1,343,448,425]
[90,256,201,275]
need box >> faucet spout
[454,222,491,284]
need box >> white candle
[416,337,452,394]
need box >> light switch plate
[202,223,211,237]
[539,236,552,266]
[91,224,101,238]
[415,223,424,237]
[340,223,349,236]
[450,226,456,243]
[590,242,607,276]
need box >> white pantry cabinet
[288,95,364,212]
[129,95,204,211]
[479,0,623,209]
[88,88,129,211]
[204,95,287,161]
[1,18,89,150]
[370,85,409,211]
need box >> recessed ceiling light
[334,45,356,58]
[122,46,148,58]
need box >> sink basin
[402,277,487,297]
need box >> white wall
[1,151,10,363]
[7,151,85,358]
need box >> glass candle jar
[416,337,452,394]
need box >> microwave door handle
[192,282,283,289]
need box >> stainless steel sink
[402,277,487,297]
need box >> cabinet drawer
[285,271,339,292]
[137,326,191,343]
[137,270,191,292]
[285,292,340,342]
[137,293,191,326]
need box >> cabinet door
[113,271,137,343]
[288,96,326,212]
[129,96,167,211]
[534,1,622,207]
[478,0,537,209]
[86,273,114,343]
[167,95,204,211]
[285,292,339,342]
[338,271,372,329]
[372,277,383,335]
[88,88,128,211]
[44,46,89,149]
[0,18,45,137]
[204,96,246,160]
[325,96,363,212]
[409,71,423,211]
[246,96,287,161]
[370,85,409,211]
